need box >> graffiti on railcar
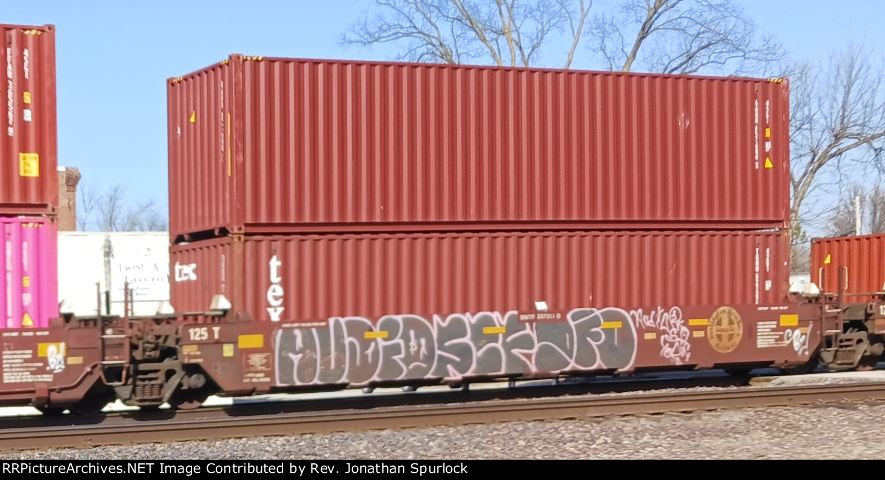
[628,306,691,365]
[274,308,638,387]
[784,325,812,356]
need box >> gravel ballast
[11,401,885,460]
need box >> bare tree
[77,184,99,231]
[122,199,168,232]
[589,0,784,75]
[827,184,885,236]
[789,47,885,239]
[827,184,866,237]
[344,0,782,73]
[791,243,810,275]
[871,186,885,234]
[98,186,127,232]
[79,184,167,232]
[342,0,592,68]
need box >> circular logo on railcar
[707,306,743,353]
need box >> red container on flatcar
[167,56,790,242]
[170,230,790,323]
[811,234,885,299]
[0,24,57,217]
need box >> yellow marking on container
[21,313,33,327]
[19,153,39,177]
[364,330,389,340]
[693,330,706,338]
[824,254,832,265]
[68,356,83,365]
[181,344,199,354]
[22,91,31,104]
[765,127,771,139]
[21,276,30,288]
[643,332,657,340]
[238,334,264,349]
[688,318,709,326]
[483,326,506,335]
[779,314,799,327]
[189,111,196,124]
[764,157,774,169]
[601,321,622,329]
[37,342,65,357]
[222,343,235,357]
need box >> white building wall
[58,232,169,316]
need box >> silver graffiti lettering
[274,308,638,387]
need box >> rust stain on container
[0,24,57,216]
[168,56,790,242]
[170,230,789,323]
[811,234,885,299]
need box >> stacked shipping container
[167,55,792,321]
[168,56,790,239]
[171,230,789,322]
[811,233,885,299]
[0,24,59,329]
[0,24,57,217]
[0,217,57,328]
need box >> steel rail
[2,381,884,451]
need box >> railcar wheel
[781,358,819,375]
[169,390,210,410]
[70,394,112,416]
[36,406,66,416]
[856,356,879,372]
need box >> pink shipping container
[170,230,789,323]
[811,234,885,298]
[0,217,57,328]
[0,24,57,217]
[168,56,790,242]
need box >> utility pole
[855,195,862,235]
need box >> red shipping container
[170,230,789,323]
[168,56,790,242]
[0,24,57,216]
[0,217,57,328]
[811,234,885,298]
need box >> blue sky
[2,1,883,217]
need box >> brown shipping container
[811,234,885,298]
[170,230,789,323]
[167,56,790,241]
[0,24,57,216]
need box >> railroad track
[3,379,885,451]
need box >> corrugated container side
[811,234,885,297]
[168,56,790,240]
[168,60,234,238]
[0,24,57,216]
[0,217,57,328]
[170,230,789,322]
